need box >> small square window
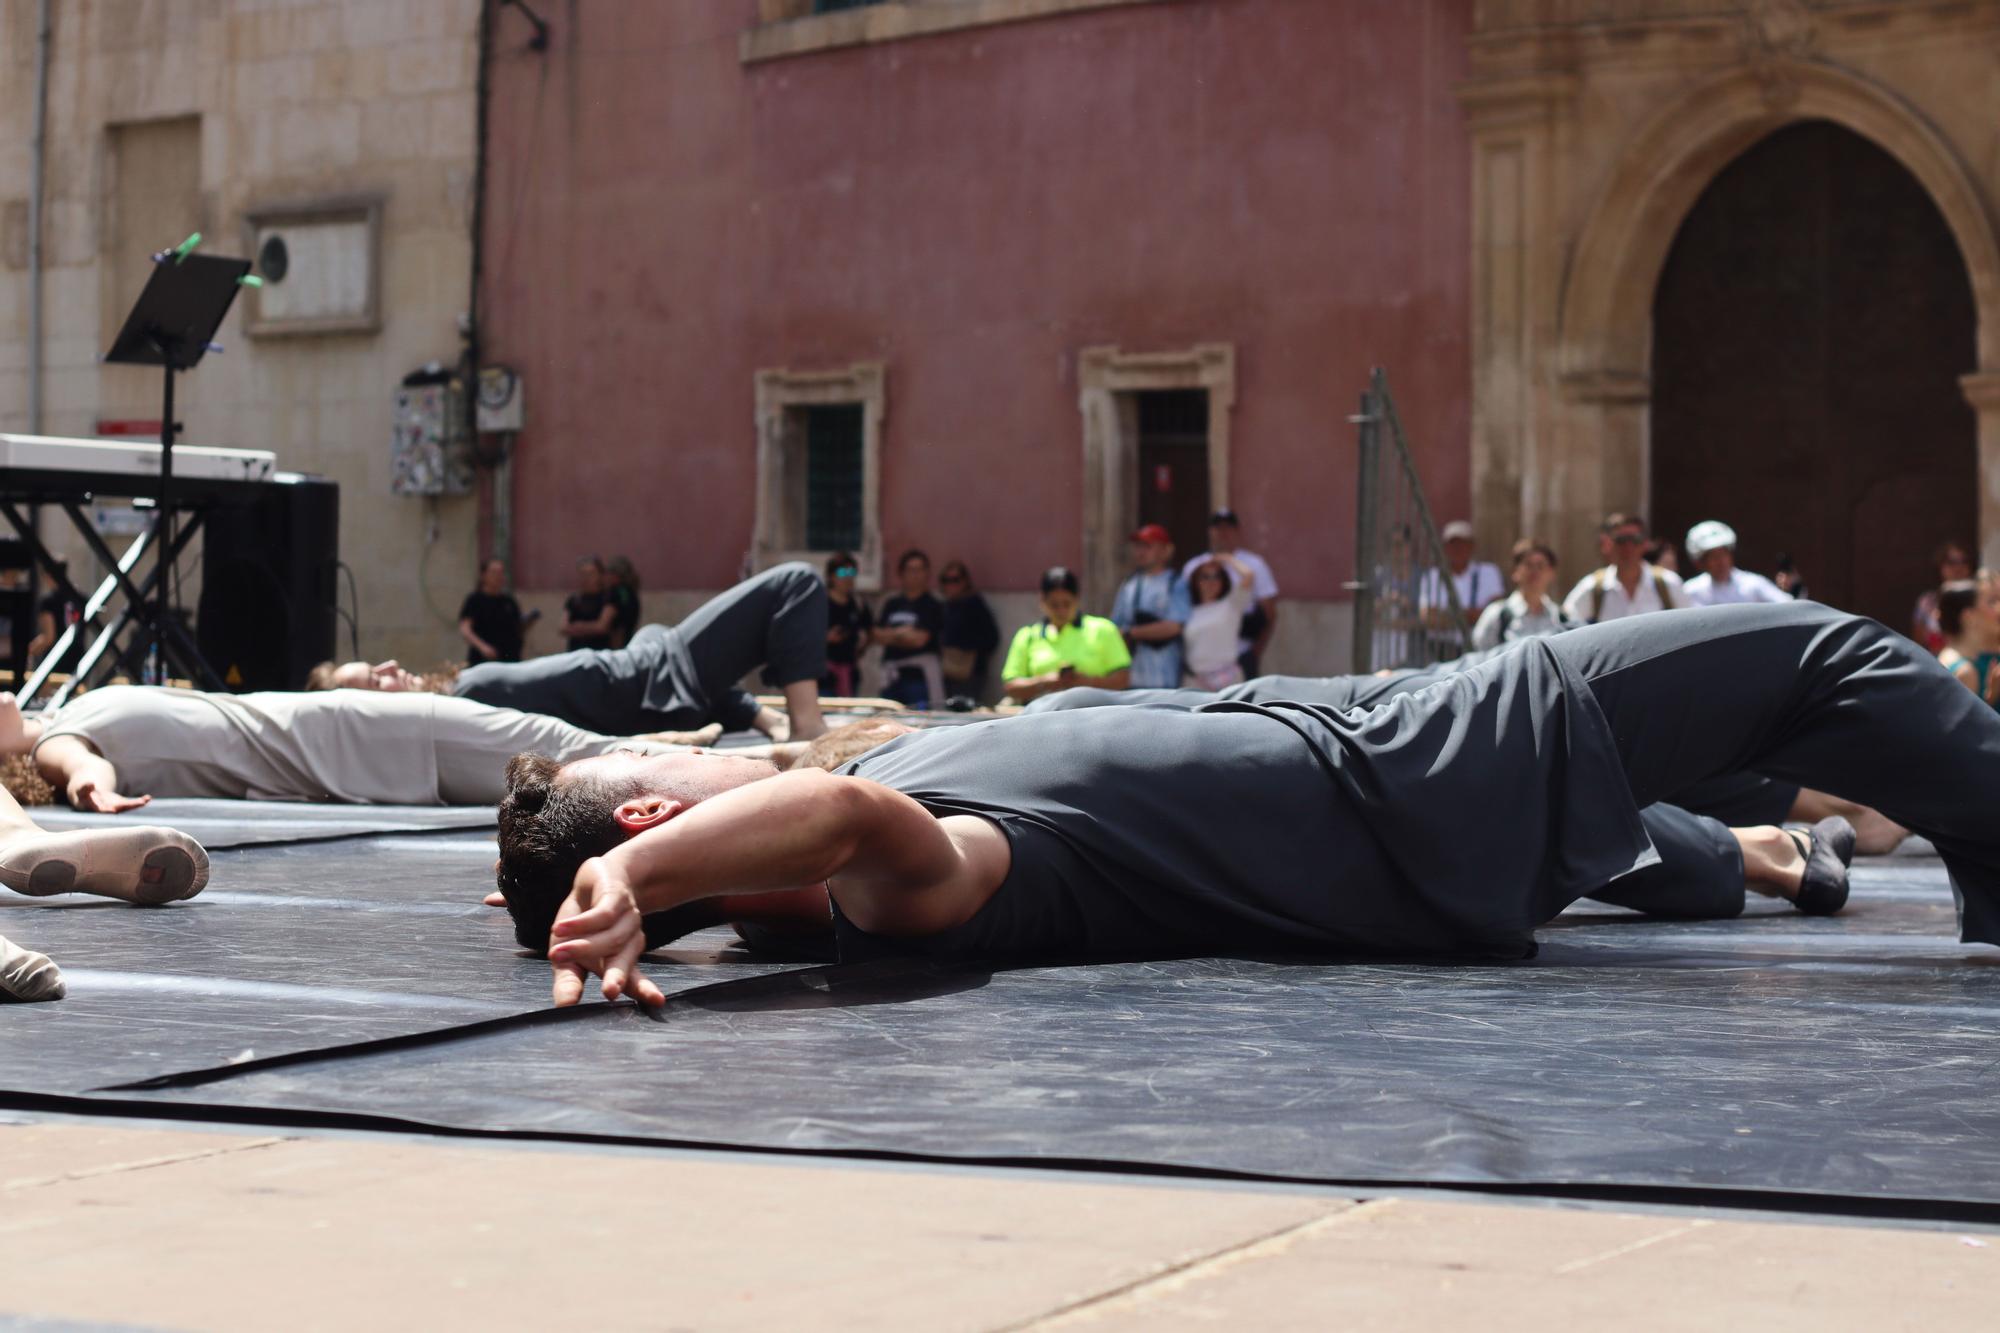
[241,195,383,337]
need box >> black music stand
[101,247,251,687]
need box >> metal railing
[1349,367,1468,673]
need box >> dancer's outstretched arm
[32,735,151,813]
[545,768,1008,1007]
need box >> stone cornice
[1457,72,1581,129]
[742,0,1163,65]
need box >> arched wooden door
[1650,120,1977,626]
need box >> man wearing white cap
[1682,520,1792,608]
[1420,519,1506,629]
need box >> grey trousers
[453,563,827,735]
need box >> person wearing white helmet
[1682,521,1792,608]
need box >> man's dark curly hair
[496,753,643,953]
[495,721,915,956]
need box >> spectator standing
[1681,521,1791,607]
[937,559,1001,701]
[873,549,946,710]
[820,551,873,698]
[1912,540,1974,653]
[1183,554,1257,689]
[457,558,530,666]
[604,555,643,649]
[1001,567,1131,703]
[1642,539,1680,576]
[1935,577,2000,708]
[560,556,616,653]
[1561,512,1688,623]
[1181,508,1279,676]
[1420,520,1506,627]
[1471,539,1575,650]
[1110,525,1189,690]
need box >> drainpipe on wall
[469,0,505,564]
[28,0,53,434]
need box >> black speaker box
[197,474,340,691]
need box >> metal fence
[1350,367,1467,673]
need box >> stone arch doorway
[1649,120,1976,625]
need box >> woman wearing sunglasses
[820,552,874,698]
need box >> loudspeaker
[197,474,340,691]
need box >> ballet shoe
[1789,817,1854,916]
[0,825,209,906]
[1814,814,1857,868]
[0,933,64,1002]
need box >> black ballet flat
[1813,814,1857,869]
[1789,817,1855,915]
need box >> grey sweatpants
[453,563,827,735]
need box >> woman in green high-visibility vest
[1001,566,1131,705]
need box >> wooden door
[1650,120,1976,626]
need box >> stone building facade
[0,0,482,667]
[1461,0,2000,624]
[480,0,1475,675]
[8,0,1985,681]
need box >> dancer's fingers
[599,932,647,1002]
[551,900,624,936]
[551,960,588,1007]
[548,908,637,966]
[629,970,667,1008]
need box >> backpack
[1587,565,1675,624]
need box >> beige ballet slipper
[0,826,209,905]
[0,932,63,1002]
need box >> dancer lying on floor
[1022,663,1908,855]
[0,765,209,1002]
[311,562,833,743]
[493,602,1964,1007]
[490,718,1852,963]
[0,685,775,810]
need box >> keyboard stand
[0,498,212,706]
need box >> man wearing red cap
[1111,524,1190,688]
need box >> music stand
[101,248,251,687]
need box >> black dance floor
[4,802,1998,1219]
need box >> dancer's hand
[67,778,151,814]
[547,856,665,1009]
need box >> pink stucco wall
[481,0,1472,602]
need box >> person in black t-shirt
[561,556,616,653]
[458,559,530,665]
[937,559,1001,701]
[871,549,944,709]
[820,551,874,697]
[605,555,643,649]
